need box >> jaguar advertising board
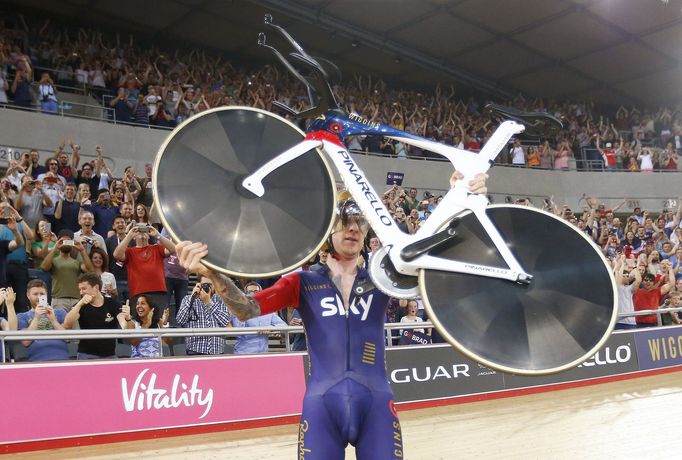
[386,345,505,402]
[386,332,640,403]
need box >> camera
[200,283,212,293]
[136,224,149,233]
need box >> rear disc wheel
[419,204,617,375]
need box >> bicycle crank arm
[400,218,460,262]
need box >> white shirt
[74,230,106,254]
[0,74,8,103]
[617,284,636,325]
[511,146,525,165]
[400,315,425,334]
[639,153,653,170]
[100,271,117,293]
[38,83,58,102]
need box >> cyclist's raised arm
[175,241,260,321]
[209,272,262,321]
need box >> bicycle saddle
[486,103,563,136]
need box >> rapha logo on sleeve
[121,368,214,419]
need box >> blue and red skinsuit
[254,266,404,459]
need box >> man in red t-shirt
[632,263,674,327]
[113,224,175,307]
[600,142,617,170]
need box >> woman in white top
[0,69,9,103]
[88,61,107,88]
[637,149,654,172]
[400,300,425,334]
[511,139,526,166]
[83,247,117,298]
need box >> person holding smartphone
[15,280,69,361]
[113,222,175,310]
[176,277,231,355]
[41,229,94,312]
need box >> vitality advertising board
[634,325,682,370]
[0,354,306,445]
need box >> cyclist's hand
[451,171,488,195]
[176,241,211,277]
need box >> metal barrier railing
[0,101,680,168]
[0,100,112,120]
[0,322,430,361]
[616,306,682,327]
[2,308,681,363]
[0,101,172,130]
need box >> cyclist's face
[331,221,366,260]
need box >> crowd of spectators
[2,13,682,363]
[542,194,682,329]
[0,141,304,360]
[1,14,681,172]
[2,146,681,362]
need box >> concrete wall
[0,109,677,212]
[0,108,168,176]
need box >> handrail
[0,322,434,360]
[1,308,678,344]
[0,325,305,341]
[353,146,681,173]
[616,306,682,327]
[0,101,172,130]
[2,309,680,358]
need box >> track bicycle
[154,15,617,375]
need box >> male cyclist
[175,172,487,459]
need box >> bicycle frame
[242,110,532,283]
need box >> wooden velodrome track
[9,370,681,459]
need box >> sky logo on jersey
[321,294,373,320]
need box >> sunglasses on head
[333,199,369,234]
